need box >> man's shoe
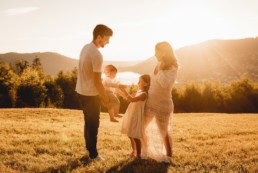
[80,155,90,164]
[162,156,172,165]
[91,154,105,161]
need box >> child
[120,74,151,158]
[103,64,126,122]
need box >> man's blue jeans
[78,94,100,159]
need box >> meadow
[0,108,257,173]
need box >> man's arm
[93,72,108,102]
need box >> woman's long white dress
[142,66,178,162]
[121,90,147,139]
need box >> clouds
[4,7,39,16]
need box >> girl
[120,74,151,158]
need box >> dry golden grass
[0,108,257,173]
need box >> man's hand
[101,93,109,106]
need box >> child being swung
[102,64,126,122]
[120,74,151,158]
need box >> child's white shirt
[102,76,120,93]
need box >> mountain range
[1,37,258,82]
[119,37,258,82]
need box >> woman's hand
[158,62,165,70]
[155,62,164,74]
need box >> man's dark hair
[93,24,113,40]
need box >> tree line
[0,58,257,113]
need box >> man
[75,24,113,161]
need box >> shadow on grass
[106,158,171,173]
[42,155,90,173]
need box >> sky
[1,0,258,61]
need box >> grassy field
[0,108,257,173]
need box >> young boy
[103,64,126,122]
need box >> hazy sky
[1,0,258,61]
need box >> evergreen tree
[0,62,19,107]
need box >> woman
[142,41,179,163]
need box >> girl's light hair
[155,41,179,70]
[140,74,151,92]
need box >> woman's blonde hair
[155,41,179,70]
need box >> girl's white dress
[121,90,147,139]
